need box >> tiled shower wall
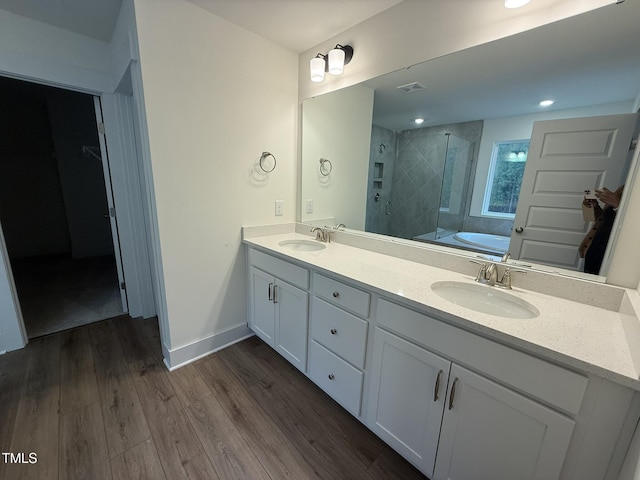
[366,119,515,240]
[365,125,397,234]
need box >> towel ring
[259,152,276,173]
[319,158,332,176]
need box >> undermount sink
[431,281,539,319]
[278,239,326,251]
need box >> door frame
[0,69,158,351]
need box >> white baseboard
[162,324,254,371]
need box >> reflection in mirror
[301,2,640,278]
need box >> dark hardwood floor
[0,316,427,480]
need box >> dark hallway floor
[10,254,123,338]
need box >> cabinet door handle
[448,377,459,410]
[268,283,273,301]
[332,291,340,298]
[273,285,278,304]
[328,373,335,380]
[434,369,443,402]
[330,328,337,335]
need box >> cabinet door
[249,266,275,346]
[274,280,309,372]
[433,364,575,480]
[368,327,451,476]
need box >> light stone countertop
[243,229,640,391]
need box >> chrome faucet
[311,227,331,243]
[334,223,346,231]
[470,252,525,289]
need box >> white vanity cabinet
[245,244,636,480]
[433,363,575,480]
[248,249,309,372]
[368,327,451,475]
[308,273,370,416]
[371,298,583,480]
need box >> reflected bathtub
[453,232,510,253]
[413,230,510,254]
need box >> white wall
[301,84,373,229]
[469,101,635,217]
[132,0,298,361]
[298,0,616,101]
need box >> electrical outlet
[275,200,284,216]
[306,199,313,214]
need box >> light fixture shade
[328,47,346,75]
[504,0,530,7]
[310,55,325,82]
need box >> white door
[93,97,128,311]
[510,113,638,270]
[249,266,276,346]
[368,327,451,477]
[433,364,575,480]
[274,279,308,372]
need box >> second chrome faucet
[471,253,525,289]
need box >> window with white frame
[481,140,530,217]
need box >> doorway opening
[0,76,126,338]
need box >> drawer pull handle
[328,373,335,380]
[330,328,337,335]
[434,369,443,402]
[273,285,278,304]
[268,283,273,301]
[332,292,340,298]
[449,378,459,410]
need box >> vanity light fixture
[309,44,354,82]
[539,99,554,107]
[504,0,530,8]
[310,54,326,82]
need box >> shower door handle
[515,227,524,234]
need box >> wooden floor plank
[59,401,111,480]
[110,439,167,480]
[0,348,27,480]
[230,337,387,469]
[60,327,100,414]
[5,335,61,480]
[128,356,216,479]
[166,363,212,408]
[366,447,428,480]
[88,320,152,458]
[195,354,319,480]
[0,317,429,480]
[186,393,271,480]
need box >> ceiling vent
[396,82,426,94]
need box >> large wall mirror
[301,1,640,279]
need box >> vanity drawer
[311,297,368,369]
[308,340,364,417]
[249,248,309,289]
[377,298,588,415]
[313,273,370,317]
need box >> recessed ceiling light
[539,99,554,107]
[505,0,531,8]
[414,118,425,125]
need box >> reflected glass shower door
[436,134,472,238]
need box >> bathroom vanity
[243,223,640,480]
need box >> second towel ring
[259,152,276,173]
[319,158,332,176]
